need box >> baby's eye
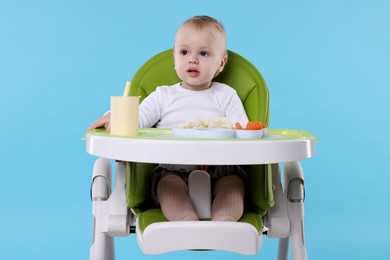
[180,50,188,55]
[200,51,209,56]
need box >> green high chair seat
[126,49,274,233]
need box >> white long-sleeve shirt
[139,82,249,128]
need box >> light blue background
[1,0,389,259]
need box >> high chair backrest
[126,49,274,218]
[129,49,270,125]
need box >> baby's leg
[157,173,199,221]
[212,175,245,221]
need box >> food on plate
[235,121,266,130]
[182,117,233,129]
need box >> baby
[88,16,249,221]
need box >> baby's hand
[87,112,111,131]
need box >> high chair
[87,49,315,260]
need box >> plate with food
[173,118,267,139]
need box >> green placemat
[84,128,317,142]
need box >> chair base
[137,220,261,255]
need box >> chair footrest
[136,220,261,255]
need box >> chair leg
[277,237,289,260]
[90,228,114,260]
[278,232,307,260]
[290,202,307,260]
[266,162,308,260]
[284,161,307,260]
[90,158,115,260]
[292,227,307,260]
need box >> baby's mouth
[187,68,200,76]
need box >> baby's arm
[87,112,111,131]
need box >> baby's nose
[189,55,199,64]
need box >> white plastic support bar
[90,159,131,260]
[278,237,289,260]
[106,161,131,237]
[289,207,306,260]
[264,164,290,238]
[263,163,307,260]
[90,158,115,260]
[283,161,307,260]
[188,170,211,219]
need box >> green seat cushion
[130,49,269,125]
[137,208,263,233]
[138,208,168,232]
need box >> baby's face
[174,24,227,91]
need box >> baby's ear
[173,51,178,71]
[219,55,228,72]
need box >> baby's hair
[181,15,227,57]
[183,15,226,35]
